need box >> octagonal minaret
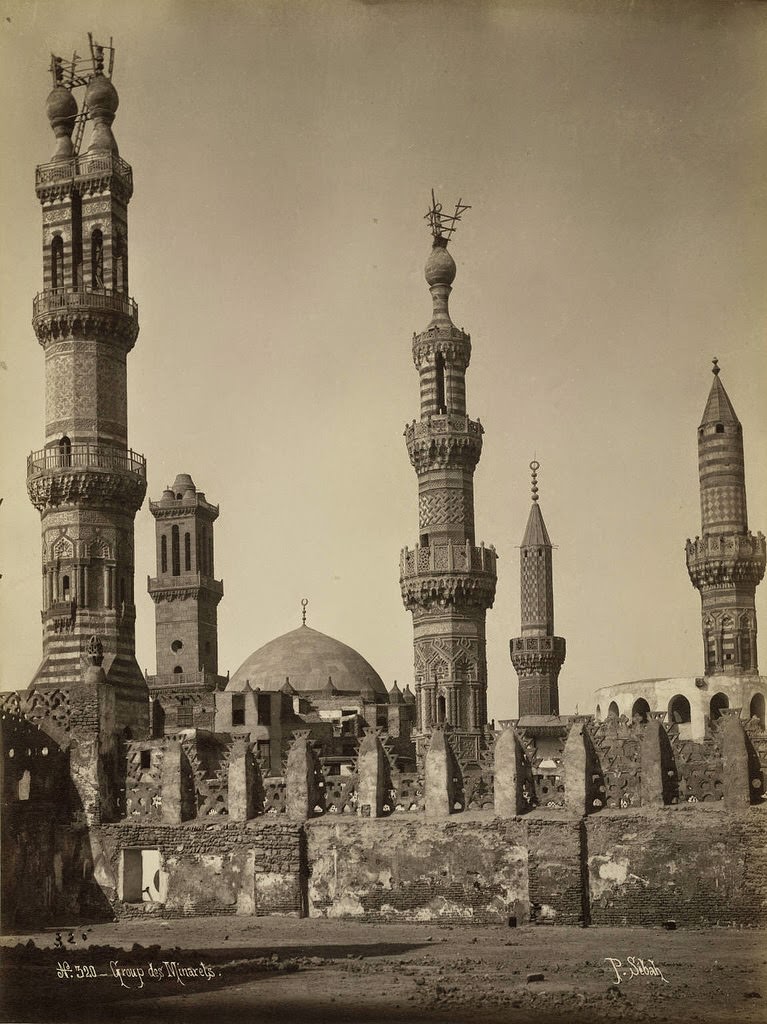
[510,461,566,716]
[399,197,497,753]
[26,42,148,733]
[685,359,765,675]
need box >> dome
[228,625,387,697]
[46,86,77,126]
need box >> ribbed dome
[227,625,387,697]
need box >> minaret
[399,196,497,752]
[686,359,765,675]
[26,41,148,733]
[147,474,225,684]
[510,461,566,716]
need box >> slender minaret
[26,41,148,733]
[147,474,224,682]
[510,461,566,716]
[686,359,765,675]
[399,196,497,747]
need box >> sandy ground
[1,915,765,1024]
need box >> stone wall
[306,816,528,923]
[93,820,303,919]
[587,806,767,927]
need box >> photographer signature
[605,956,669,984]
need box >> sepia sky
[1,0,766,720]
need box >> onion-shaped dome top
[84,73,119,117]
[46,86,78,126]
[228,625,388,697]
[425,241,456,287]
[388,681,404,704]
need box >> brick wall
[587,806,767,926]
[305,816,528,923]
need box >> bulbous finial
[85,73,119,154]
[301,597,308,626]
[712,357,720,376]
[45,85,78,162]
[530,460,540,502]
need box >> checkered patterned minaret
[686,360,765,675]
[510,462,565,715]
[26,56,148,733]
[399,221,497,750]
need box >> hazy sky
[1,0,766,721]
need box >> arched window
[435,352,447,414]
[595,704,602,721]
[113,230,127,294]
[607,701,619,719]
[715,423,724,434]
[173,665,183,674]
[631,698,650,724]
[750,693,765,729]
[62,574,71,602]
[668,694,691,724]
[171,525,180,577]
[176,698,193,728]
[184,532,191,572]
[710,692,729,721]
[91,228,104,289]
[51,235,64,290]
[437,693,447,723]
[58,435,72,467]
[160,534,167,574]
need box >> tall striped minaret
[26,42,148,733]
[686,359,765,675]
[399,197,497,750]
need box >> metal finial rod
[530,459,540,502]
[424,190,471,243]
[712,357,720,376]
[301,597,308,626]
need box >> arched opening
[231,693,245,727]
[668,694,691,724]
[91,228,104,289]
[607,701,619,719]
[715,423,724,433]
[595,704,602,721]
[160,534,167,574]
[62,574,71,602]
[58,435,72,467]
[51,235,64,290]
[184,532,191,572]
[631,698,650,724]
[18,770,31,801]
[171,525,180,577]
[436,693,447,723]
[435,352,447,414]
[173,665,183,675]
[710,692,729,721]
[750,693,765,729]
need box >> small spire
[530,460,540,503]
[712,357,720,376]
[301,597,308,626]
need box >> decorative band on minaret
[685,359,765,675]
[510,461,566,716]
[26,38,148,734]
[399,194,497,753]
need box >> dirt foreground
[1,915,765,1024]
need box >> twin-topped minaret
[26,42,147,733]
[686,360,765,675]
[510,462,566,716]
[400,198,497,747]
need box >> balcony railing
[147,573,224,596]
[35,153,133,191]
[33,287,138,321]
[27,444,146,477]
[400,540,497,578]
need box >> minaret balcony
[405,414,483,474]
[32,288,139,349]
[400,540,497,610]
[147,573,224,603]
[412,325,471,369]
[27,444,147,513]
[35,152,133,200]
[686,532,766,588]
